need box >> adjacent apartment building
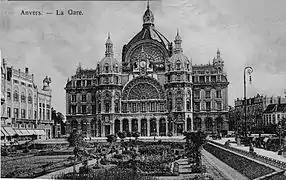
[1,55,53,141]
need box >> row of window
[166,61,191,71]
[102,63,119,73]
[263,113,286,125]
[71,94,96,103]
[13,79,33,87]
[69,102,167,114]
[7,107,51,120]
[194,101,222,112]
[72,76,121,88]
[166,74,191,83]
[192,75,222,83]
[194,89,222,99]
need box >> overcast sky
[1,0,286,114]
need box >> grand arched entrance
[114,119,120,134]
[141,119,147,136]
[150,118,157,136]
[91,119,96,137]
[176,123,184,136]
[215,117,223,133]
[123,119,129,132]
[205,117,213,132]
[132,119,138,132]
[159,118,166,136]
[187,117,192,131]
[71,119,78,133]
[193,117,202,131]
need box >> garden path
[202,149,249,180]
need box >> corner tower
[165,30,193,134]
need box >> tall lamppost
[244,66,253,138]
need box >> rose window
[128,83,159,100]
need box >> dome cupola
[168,30,191,71]
[98,34,120,74]
[143,0,154,26]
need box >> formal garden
[1,130,215,179]
[53,130,213,180]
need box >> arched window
[104,63,109,73]
[14,90,19,101]
[28,93,32,104]
[176,97,183,111]
[115,100,119,113]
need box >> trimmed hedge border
[204,143,275,179]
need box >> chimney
[32,74,34,81]
[25,67,29,74]
[278,96,281,105]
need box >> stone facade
[234,94,286,131]
[1,55,53,140]
[65,4,229,137]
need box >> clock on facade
[140,60,146,68]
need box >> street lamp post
[244,66,253,138]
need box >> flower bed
[54,167,157,180]
[204,143,275,179]
[1,155,73,178]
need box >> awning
[14,129,24,136]
[34,130,46,136]
[1,127,9,136]
[31,130,38,135]
[27,130,36,135]
[20,129,30,136]
[3,127,16,136]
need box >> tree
[67,131,84,147]
[184,131,207,172]
[117,131,127,142]
[106,134,117,151]
[117,131,127,150]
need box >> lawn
[1,155,72,178]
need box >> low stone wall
[204,142,275,179]
[210,140,286,170]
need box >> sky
[1,0,286,114]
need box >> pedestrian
[249,142,254,153]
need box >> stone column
[138,119,141,134]
[156,119,159,136]
[147,120,150,136]
[128,119,132,132]
[120,120,123,132]
[165,120,168,136]
[87,121,91,138]
[102,124,105,137]
[110,123,114,135]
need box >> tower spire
[147,0,150,9]
[143,0,154,26]
[174,28,182,54]
[105,33,113,57]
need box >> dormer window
[176,60,181,70]
[115,64,119,73]
[104,63,109,73]
[168,64,171,71]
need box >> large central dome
[122,2,170,63]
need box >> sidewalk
[210,138,286,163]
